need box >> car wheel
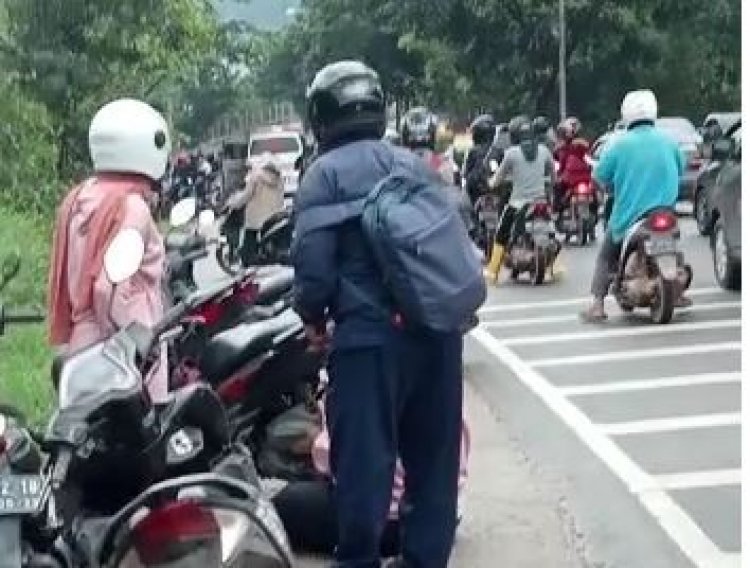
[712,219,741,291]
[695,188,712,236]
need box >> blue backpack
[356,155,486,331]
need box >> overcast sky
[214,0,301,29]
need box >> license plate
[646,236,676,255]
[0,475,44,515]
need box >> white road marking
[478,286,731,314]
[503,319,741,346]
[529,342,742,368]
[470,327,732,568]
[481,301,741,328]
[560,372,742,397]
[652,469,742,491]
[599,412,742,436]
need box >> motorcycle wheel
[577,222,589,247]
[530,247,546,286]
[650,276,675,324]
[216,242,241,276]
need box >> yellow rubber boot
[484,244,505,285]
[550,253,566,280]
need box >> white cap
[620,90,658,127]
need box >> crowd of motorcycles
[471,150,692,324]
[0,131,697,566]
[1,197,311,567]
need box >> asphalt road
[467,214,741,568]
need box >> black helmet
[532,116,550,137]
[470,114,495,146]
[508,115,531,145]
[306,60,386,148]
[401,106,436,150]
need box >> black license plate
[0,475,44,515]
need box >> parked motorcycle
[611,208,692,324]
[505,201,562,285]
[216,206,294,276]
[556,181,597,245]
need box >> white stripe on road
[560,372,742,397]
[652,469,742,491]
[469,327,730,568]
[599,412,742,436]
[478,286,730,314]
[480,301,741,328]
[503,319,741,346]
[529,342,741,368]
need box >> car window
[249,136,301,155]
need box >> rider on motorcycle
[402,106,474,231]
[532,115,554,151]
[580,89,691,322]
[463,114,496,205]
[484,116,558,284]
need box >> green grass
[0,206,54,425]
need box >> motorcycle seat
[255,268,294,305]
[200,308,302,383]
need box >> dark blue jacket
[292,138,417,349]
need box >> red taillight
[574,182,591,195]
[193,301,224,327]
[132,501,220,565]
[649,212,677,232]
[216,370,258,404]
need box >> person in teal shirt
[581,89,690,322]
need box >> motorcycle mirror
[170,197,197,228]
[0,252,21,293]
[198,209,216,234]
[104,228,145,284]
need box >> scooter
[611,207,693,324]
[556,181,597,246]
[505,201,562,285]
[39,298,292,566]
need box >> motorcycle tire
[216,242,242,276]
[651,276,675,324]
[530,247,546,286]
[578,222,588,247]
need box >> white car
[247,128,305,198]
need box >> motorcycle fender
[655,254,678,280]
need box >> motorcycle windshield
[111,502,292,568]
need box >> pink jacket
[62,178,169,402]
[312,398,470,520]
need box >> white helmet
[620,89,658,127]
[89,98,171,181]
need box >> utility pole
[558,0,567,122]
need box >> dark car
[707,126,741,290]
[654,117,704,201]
[694,118,741,235]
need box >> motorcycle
[0,254,48,568]
[216,206,294,276]
[505,201,562,285]
[611,207,692,324]
[473,193,501,261]
[556,181,597,246]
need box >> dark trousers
[273,479,400,556]
[494,203,531,247]
[591,231,622,299]
[326,327,463,568]
[241,228,259,267]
